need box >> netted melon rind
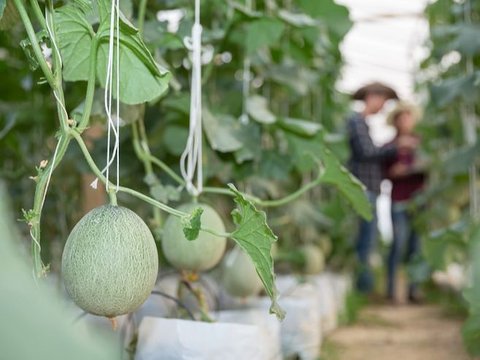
[62,205,159,317]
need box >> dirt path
[326,304,472,360]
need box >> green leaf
[267,64,315,96]
[245,17,285,54]
[442,142,480,176]
[228,184,285,320]
[434,24,480,57]
[0,0,19,30]
[430,74,479,107]
[463,314,480,356]
[55,2,170,104]
[163,125,189,156]
[203,108,244,153]
[286,132,323,173]
[259,150,292,180]
[54,4,94,81]
[276,9,317,27]
[234,122,262,163]
[319,148,372,220]
[182,207,203,241]
[463,224,480,314]
[150,183,180,204]
[422,228,464,270]
[228,0,262,18]
[278,117,322,136]
[298,0,352,38]
[0,0,6,20]
[246,95,277,124]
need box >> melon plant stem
[72,130,232,238]
[14,0,99,275]
[71,130,186,218]
[108,190,118,206]
[30,35,98,275]
[137,0,148,36]
[131,117,163,227]
[202,172,323,208]
[131,123,185,186]
[13,0,66,275]
[30,136,70,276]
[29,0,48,31]
[46,0,69,133]
[12,0,55,88]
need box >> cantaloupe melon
[162,203,226,272]
[318,235,333,257]
[62,205,158,317]
[301,244,325,275]
[222,246,263,298]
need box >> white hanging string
[91,0,121,192]
[180,0,203,196]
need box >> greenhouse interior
[2,0,480,359]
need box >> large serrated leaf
[55,2,170,104]
[228,184,285,320]
[319,148,372,220]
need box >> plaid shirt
[347,113,397,194]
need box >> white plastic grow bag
[135,317,269,360]
[213,309,282,360]
[326,272,351,318]
[254,281,322,360]
[308,274,338,333]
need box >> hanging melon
[162,203,226,272]
[62,205,158,318]
[222,246,263,298]
[301,244,325,275]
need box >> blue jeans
[355,191,378,293]
[387,202,419,298]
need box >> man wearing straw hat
[347,82,417,295]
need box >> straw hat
[352,82,399,101]
[386,101,422,125]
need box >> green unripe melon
[301,244,325,275]
[162,203,226,272]
[62,205,158,317]
[318,235,333,257]
[223,246,263,298]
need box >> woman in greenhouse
[347,82,416,294]
[384,103,426,304]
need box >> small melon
[62,205,158,317]
[222,246,263,298]
[162,203,226,272]
[318,235,333,257]
[301,244,325,275]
